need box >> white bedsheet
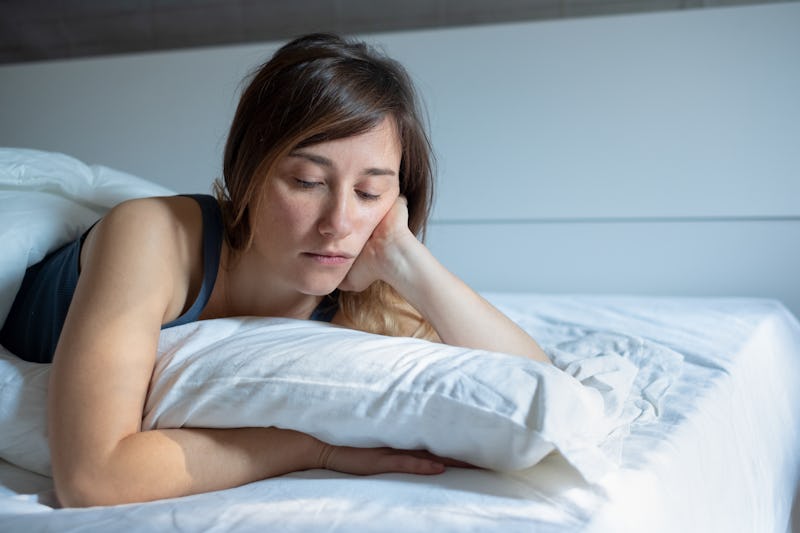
[1,294,798,533]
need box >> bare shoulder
[78,195,204,324]
[85,195,199,248]
[81,196,202,271]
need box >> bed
[1,148,799,532]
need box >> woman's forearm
[56,426,322,507]
[384,235,550,363]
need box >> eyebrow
[289,150,396,177]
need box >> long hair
[214,33,436,338]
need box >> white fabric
[1,295,798,532]
[0,351,51,476]
[0,147,174,325]
[146,318,639,478]
[0,316,647,480]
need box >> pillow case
[0,317,637,482]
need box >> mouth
[302,251,354,265]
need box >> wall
[1,3,798,316]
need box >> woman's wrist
[249,428,330,477]
[377,231,431,298]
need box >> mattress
[1,293,798,533]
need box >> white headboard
[1,3,798,316]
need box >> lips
[303,251,354,265]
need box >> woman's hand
[338,195,418,292]
[317,442,476,476]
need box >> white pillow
[0,317,637,482]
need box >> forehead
[303,117,399,155]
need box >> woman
[0,33,549,507]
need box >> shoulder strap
[161,194,223,329]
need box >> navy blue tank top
[0,194,339,363]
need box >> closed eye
[357,190,381,201]
[294,178,322,189]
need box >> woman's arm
[49,198,292,506]
[383,236,550,362]
[50,198,449,507]
[341,197,550,363]
[56,425,450,507]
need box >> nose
[318,191,354,238]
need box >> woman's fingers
[320,445,474,476]
[377,452,445,475]
[398,448,479,469]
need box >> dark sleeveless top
[0,194,339,364]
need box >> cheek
[252,198,311,246]
[263,192,311,226]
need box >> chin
[298,279,343,297]
[304,287,338,297]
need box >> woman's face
[251,117,402,296]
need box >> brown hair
[214,33,435,338]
